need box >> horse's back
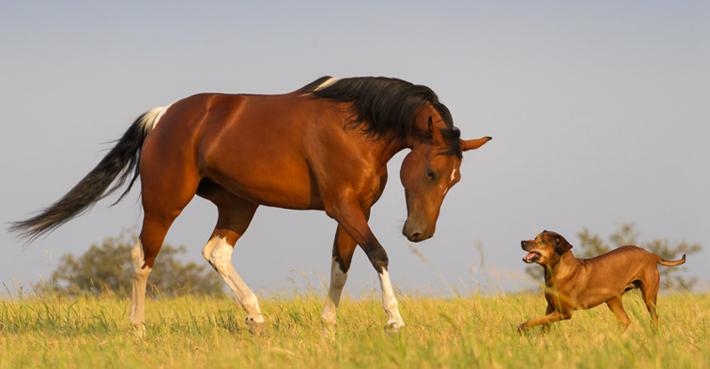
[145,91,314,159]
[141,92,339,209]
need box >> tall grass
[1,293,708,369]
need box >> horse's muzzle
[402,220,433,242]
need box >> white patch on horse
[378,268,405,329]
[138,104,171,131]
[321,257,348,325]
[130,240,152,329]
[443,167,458,195]
[314,77,339,92]
[203,236,264,324]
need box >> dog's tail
[658,254,686,267]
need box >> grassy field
[1,292,708,369]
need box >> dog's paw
[245,316,266,335]
[516,323,528,334]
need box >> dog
[518,230,685,332]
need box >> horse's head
[400,105,491,242]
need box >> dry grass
[0,292,708,369]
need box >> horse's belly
[206,165,324,210]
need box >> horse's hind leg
[130,163,199,332]
[130,215,185,330]
[199,185,263,329]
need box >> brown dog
[518,230,685,332]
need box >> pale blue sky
[1,1,708,295]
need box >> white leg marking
[378,268,405,329]
[130,240,152,328]
[321,258,348,325]
[201,236,218,262]
[203,236,264,324]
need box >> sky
[1,1,708,298]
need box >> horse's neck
[377,135,409,162]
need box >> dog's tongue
[523,252,538,263]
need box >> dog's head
[521,230,573,266]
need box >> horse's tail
[658,254,686,267]
[9,106,169,241]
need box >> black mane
[305,76,461,156]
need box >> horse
[11,76,491,332]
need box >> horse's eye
[426,168,436,181]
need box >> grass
[0,292,708,369]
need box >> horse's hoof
[384,321,404,333]
[132,324,146,339]
[321,323,337,339]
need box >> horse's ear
[461,136,492,151]
[425,115,444,142]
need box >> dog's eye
[426,168,436,181]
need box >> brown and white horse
[11,76,491,331]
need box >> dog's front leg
[518,311,571,332]
[539,303,555,333]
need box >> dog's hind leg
[639,270,661,330]
[606,296,631,329]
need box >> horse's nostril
[407,232,426,242]
[402,220,429,242]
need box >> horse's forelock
[439,126,463,158]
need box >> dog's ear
[554,234,573,254]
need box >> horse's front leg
[321,225,357,327]
[376,261,404,330]
[328,202,405,330]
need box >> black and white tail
[9,107,168,241]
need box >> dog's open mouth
[523,251,541,264]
